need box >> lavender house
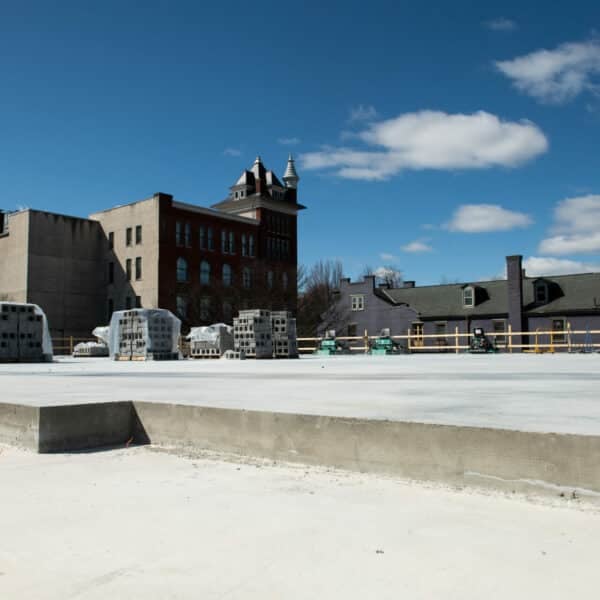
[331,256,600,350]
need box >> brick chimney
[506,255,524,349]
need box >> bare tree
[296,259,348,337]
[362,264,402,287]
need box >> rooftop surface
[2,354,600,435]
[1,444,599,599]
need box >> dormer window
[463,286,474,308]
[534,281,549,304]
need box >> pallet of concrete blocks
[233,309,273,359]
[187,323,234,358]
[73,326,110,358]
[108,308,181,361]
[270,310,298,358]
[0,302,53,362]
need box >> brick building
[0,156,304,338]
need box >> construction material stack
[315,330,345,356]
[73,325,110,357]
[108,309,180,361]
[233,309,273,359]
[0,302,53,362]
[188,323,234,358]
[369,328,402,355]
[271,311,299,358]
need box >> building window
[108,232,114,250]
[126,296,132,309]
[184,223,191,247]
[200,297,211,321]
[135,225,142,244]
[221,230,227,253]
[223,301,232,322]
[347,323,357,337]
[282,272,288,290]
[552,318,566,343]
[267,270,274,289]
[200,260,210,285]
[135,257,142,280]
[411,322,424,347]
[199,226,206,250]
[351,294,364,311]
[177,257,188,282]
[207,227,214,250]
[535,281,548,304]
[108,261,114,284]
[135,295,142,309]
[463,286,474,308]
[222,264,232,286]
[435,322,447,347]
[229,231,235,254]
[126,258,132,281]
[243,267,252,289]
[493,320,506,345]
[176,221,183,246]
[249,234,255,257]
[176,295,187,319]
[126,227,132,246]
[242,234,247,257]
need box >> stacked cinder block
[111,309,180,361]
[233,309,273,359]
[0,302,52,362]
[270,311,298,358]
[189,324,234,358]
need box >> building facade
[331,255,600,350]
[0,156,304,339]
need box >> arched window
[241,234,247,257]
[229,231,235,254]
[534,281,549,304]
[463,285,474,308]
[282,272,288,290]
[243,267,252,288]
[200,261,210,285]
[222,264,232,286]
[221,230,227,253]
[199,226,206,250]
[177,257,188,282]
[249,234,255,257]
[207,227,214,250]
[267,270,274,289]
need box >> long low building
[331,255,600,349]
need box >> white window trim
[351,294,365,311]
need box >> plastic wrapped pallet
[270,311,298,358]
[108,308,181,360]
[92,326,110,346]
[0,302,53,362]
[187,323,234,358]
[73,341,109,357]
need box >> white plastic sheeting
[92,326,110,346]
[187,323,233,343]
[108,308,181,359]
[0,302,53,361]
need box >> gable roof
[375,272,600,319]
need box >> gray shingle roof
[377,272,600,319]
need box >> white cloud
[278,137,301,145]
[300,110,548,180]
[348,105,378,122]
[485,17,517,32]
[223,147,242,157]
[401,240,433,253]
[538,195,600,254]
[373,266,402,284]
[446,204,533,233]
[496,40,600,104]
[523,256,600,276]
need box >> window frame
[351,294,365,311]
[176,257,188,282]
[135,257,142,281]
[126,227,132,247]
[135,225,142,245]
[463,286,474,308]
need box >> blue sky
[1,1,600,284]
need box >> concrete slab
[1,353,600,435]
[1,445,600,600]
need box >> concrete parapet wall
[2,400,600,501]
[134,402,600,501]
[0,403,39,450]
